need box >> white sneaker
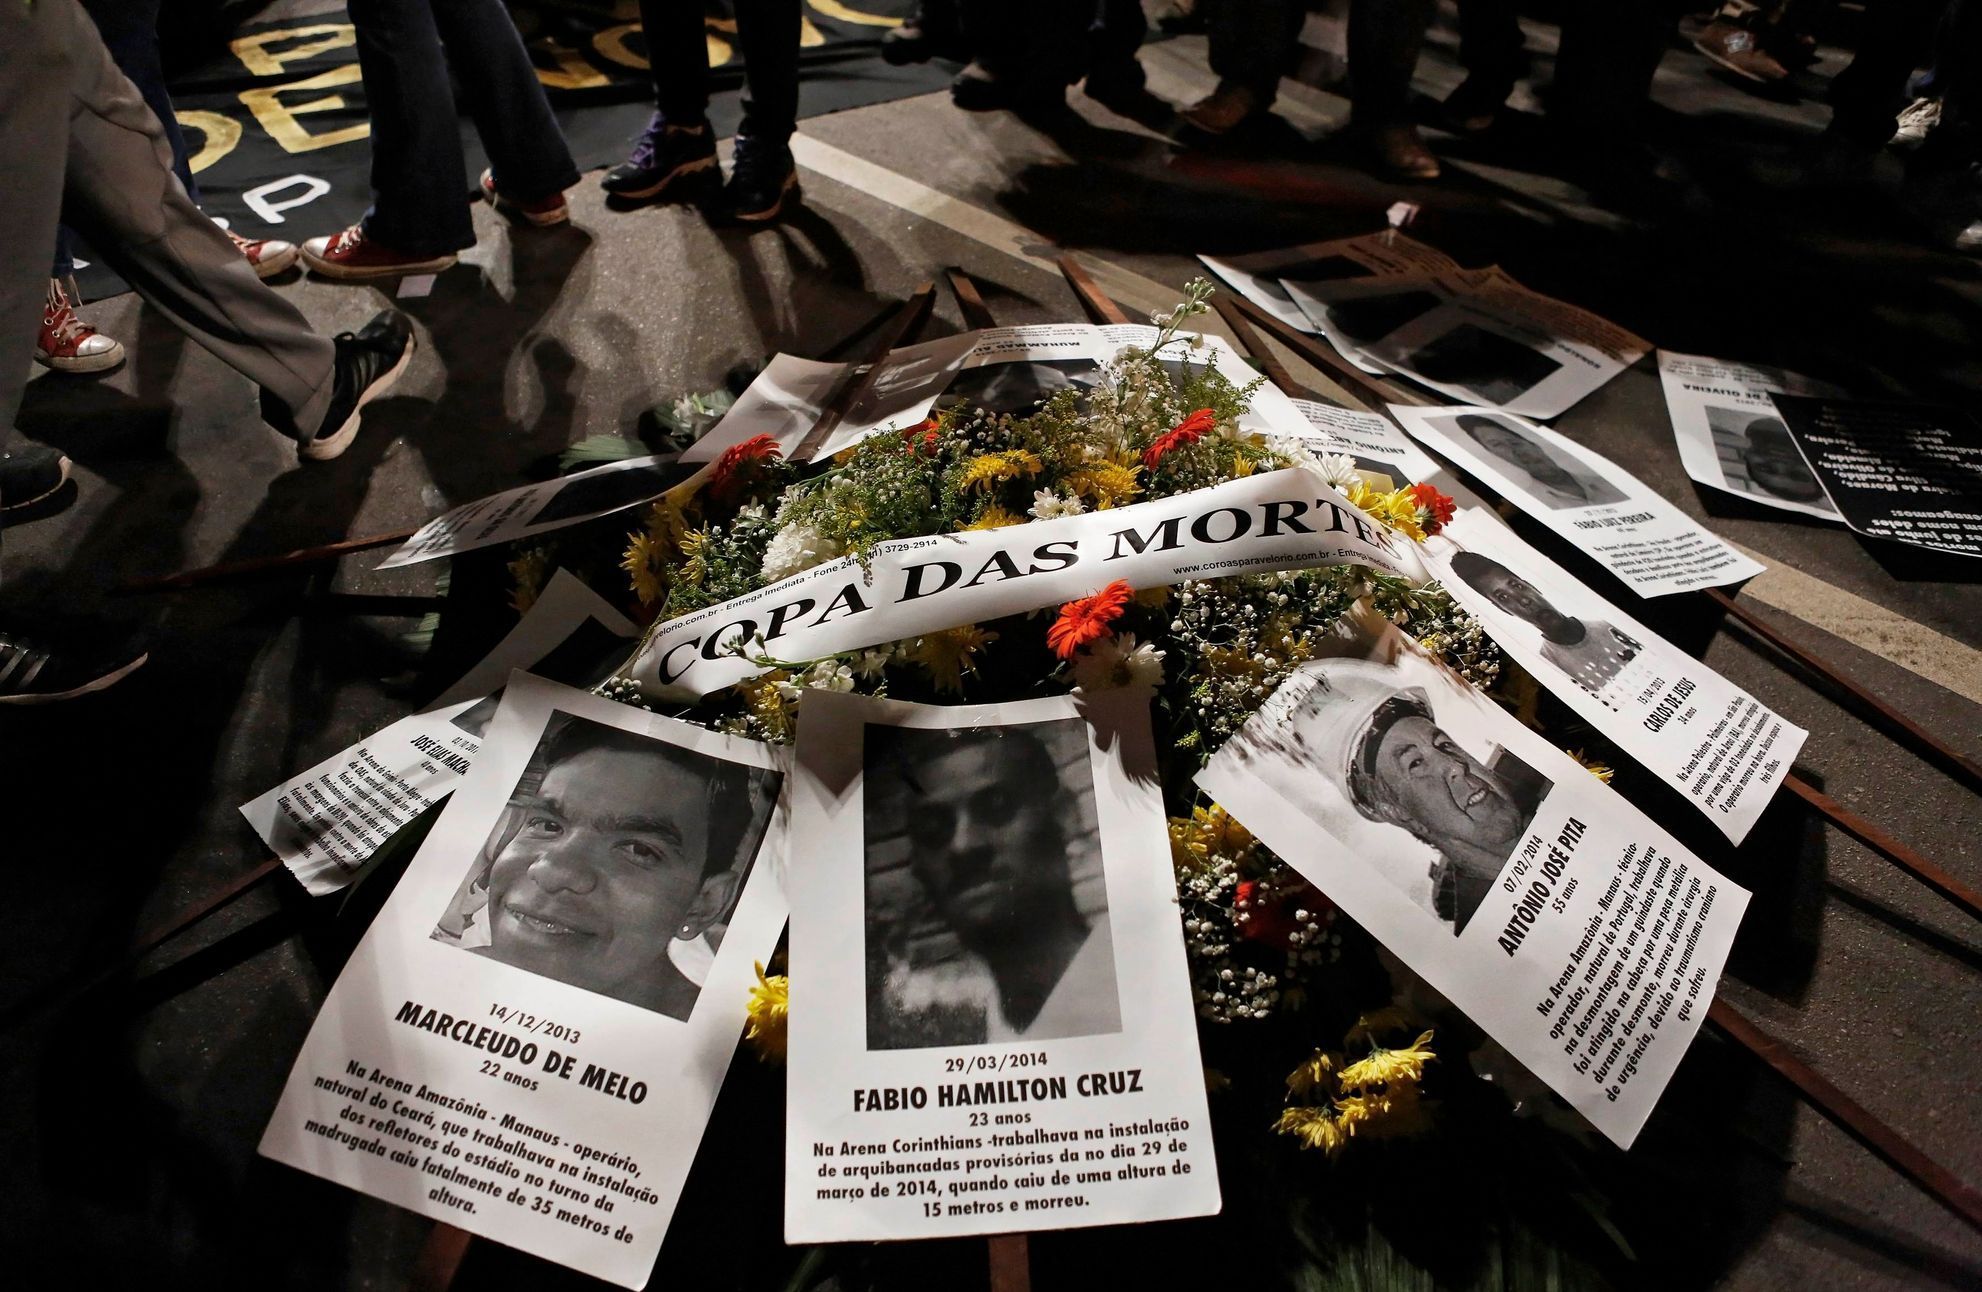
[1893,96,1942,147]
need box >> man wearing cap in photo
[1299,659,1542,934]
[1446,551,1643,699]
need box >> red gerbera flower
[901,418,940,454]
[1234,876,1334,951]
[1046,580,1134,660]
[1406,482,1456,534]
[1142,408,1218,471]
[709,433,781,503]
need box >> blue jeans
[51,0,192,277]
[348,0,578,256]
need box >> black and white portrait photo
[1401,324,1564,407]
[431,712,781,1021]
[1445,551,1644,699]
[935,357,1102,418]
[862,718,1120,1050]
[526,461,673,527]
[1445,413,1628,509]
[1321,287,1442,343]
[1706,407,1833,508]
[1270,659,1552,935]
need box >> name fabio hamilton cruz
[853,1070,1143,1111]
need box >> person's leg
[1204,0,1303,106]
[342,0,476,258]
[78,0,194,198]
[1454,0,1526,104]
[430,0,577,203]
[1553,0,1682,140]
[734,0,803,146]
[603,0,720,199]
[1346,0,1437,127]
[0,0,76,435]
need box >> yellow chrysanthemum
[1568,749,1615,784]
[1229,451,1257,479]
[1284,1049,1338,1100]
[1335,1084,1430,1141]
[1133,585,1171,609]
[1063,461,1141,509]
[507,548,549,616]
[958,449,1044,492]
[910,625,998,693]
[962,504,1025,531]
[1274,1105,1352,1157]
[1336,1030,1436,1092]
[744,961,789,1063]
[1167,803,1255,872]
[621,530,669,606]
[1345,482,1426,543]
[736,672,794,741]
[644,492,691,547]
[1343,1006,1417,1048]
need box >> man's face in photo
[1462,418,1581,496]
[487,744,713,999]
[1741,421,1823,502]
[1370,715,1525,851]
[1469,565,1572,633]
[905,738,1066,942]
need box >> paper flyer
[1655,351,1840,521]
[1770,395,1982,558]
[1286,270,1649,420]
[1390,404,1764,596]
[1285,398,1445,489]
[379,456,680,570]
[1198,231,1461,362]
[682,324,1310,470]
[625,468,1414,699]
[1199,617,1750,1149]
[1426,509,1805,842]
[260,674,788,1288]
[241,572,639,895]
[784,689,1219,1242]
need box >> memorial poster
[1425,510,1806,843]
[1285,269,1650,420]
[1655,351,1840,521]
[1198,231,1461,367]
[241,572,638,895]
[260,674,788,1288]
[1770,395,1982,558]
[1198,617,1750,1148]
[1284,398,1445,489]
[1390,405,1764,596]
[784,689,1219,1241]
[380,456,680,570]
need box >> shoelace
[42,282,91,346]
[0,636,50,689]
[625,111,668,169]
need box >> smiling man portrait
[435,713,778,1021]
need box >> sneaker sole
[1693,42,1782,85]
[0,651,147,704]
[249,245,301,278]
[302,250,459,281]
[301,333,416,462]
[33,347,124,374]
[484,181,572,227]
[0,454,72,511]
[604,154,719,201]
[730,172,801,223]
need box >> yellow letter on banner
[806,0,901,26]
[239,64,369,153]
[175,110,244,174]
[229,24,356,75]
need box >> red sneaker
[479,169,570,227]
[300,225,457,281]
[228,228,299,278]
[34,278,124,374]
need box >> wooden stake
[119,527,418,594]
[1709,588,1982,795]
[987,1233,1032,1292]
[1783,775,1982,921]
[1708,999,1982,1234]
[793,281,938,461]
[129,857,285,961]
[1209,295,1311,400]
[1056,254,1130,326]
[409,1222,474,1292]
[945,267,999,331]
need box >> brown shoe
[1180,83,1263,135]
[1363,124,1441,182]
[1692,21,1789,85]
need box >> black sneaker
[601,112,720,202]
[0,447,71,512]
[721,134,799,224]
[261,309,414,460]
[0,627,146,704]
